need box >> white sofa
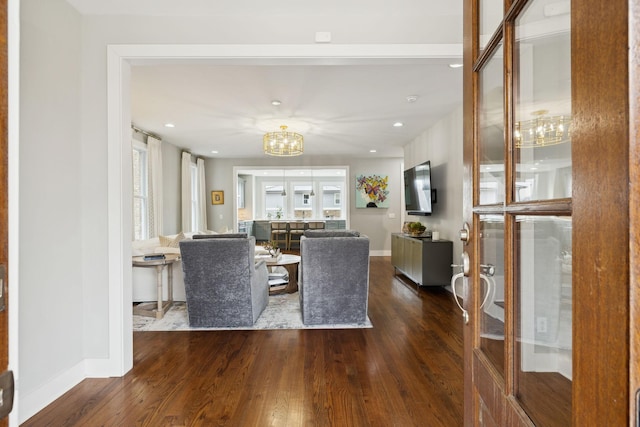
[131,232,199,302]
[132,231,276,303]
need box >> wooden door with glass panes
[462,0,635,425]
[0,0,10,424]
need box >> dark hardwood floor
[23,257,464,426]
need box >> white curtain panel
[147,135,164,237]
[131,129,137,241]
[196,157,208,231]
[181,152,192,232]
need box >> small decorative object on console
[406,221,427,237]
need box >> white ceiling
[67,0,464,159]
[130,60,463,158]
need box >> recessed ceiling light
[370,149,377,153]
[393,122,404,127]
[271,100,282,106]
[449,63,463,69]
[164,123,175,128]
[211,150,218,154]
[406,95,418,103]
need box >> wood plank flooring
[23,257,464,426]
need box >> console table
[391,233,453,286]
[132,254,180,319]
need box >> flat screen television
[404,161,434,216]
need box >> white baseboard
[370,250,391,257]
[85,358,118,377]
[19,358,113,424]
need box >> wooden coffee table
[132,254,180,319]
[266,254,301,295]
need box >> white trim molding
[107,43,462,377]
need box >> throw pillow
[154,247,181,255]
[197,229,217,235]
[159,231,185,247]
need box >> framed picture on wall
[355,174,390,208]
[211,190,224,205]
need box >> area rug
[133,292,373,331]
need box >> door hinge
[0,370,14,419]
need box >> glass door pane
[516,216,572,427]
[514,1,572,202]
[479,215,505,378]
[478,43,505,205]
[479,0,503,51]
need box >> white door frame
[106,43,462,374]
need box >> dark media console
[391,233,453,287]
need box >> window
[132,144,148,240]
[237,168,348,220]
[294,184,313,219]
[264,184,285,218]
[322,184,343,218]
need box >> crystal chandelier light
[514,110,571,148]
[263,125,304,156]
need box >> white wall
[349,158,404,255]
[404,106,464,262]
[18,1,461,423]
[19,0,86,420]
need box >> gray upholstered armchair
[179,234,269,327]
[299,230,370,325]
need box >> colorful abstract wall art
[355,174,390,208]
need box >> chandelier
[514,110,571,148]
[263,125,304,156]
